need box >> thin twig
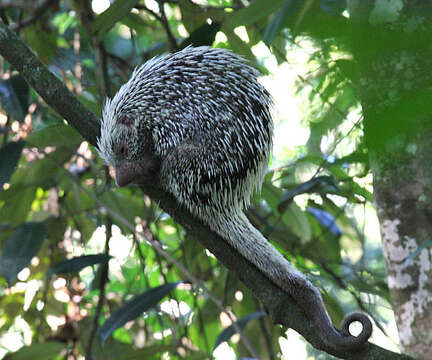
[135,1,177,51]
[85,216,112,359]
[157,1,177,50]
[253,297,275,360]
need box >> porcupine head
[97,46,273,224]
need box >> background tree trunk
[350,1,432,357]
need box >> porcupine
[97,46,372,350]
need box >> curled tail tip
[340,312,373,349]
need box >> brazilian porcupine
[97,46,372,350]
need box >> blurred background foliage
[0,0,400,359]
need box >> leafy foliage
[98,282,182,346]
[1,222,45,285]
[0,1,393,359]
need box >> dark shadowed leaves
[0,140,25,189]
[98,282,183,346]
[213,311,265,350]
[0,222,46,286]
[179,22,221,49]
[264,0,296,45]
[278,176,336,213]
[0,75,29,122]
[47,254,112,278]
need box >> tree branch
[0,21,413,360]
[85,217,111,359]
[0,22,100,146]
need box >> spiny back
[98,46,273,216]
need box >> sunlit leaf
[213,311,264,350]
[10,147,74,189]
[282,202,312,243]
[4,341,63,360]
[47,254,112,278]
[0,140,25,189]
[100,189,146,233]
[26,124,83,148]
[223,0,286,31]
[98,282,183,346]
[0,222,46,285]
[321,292,345,325]
[90,0,138,42]
[261,180,282,212]
[0,185,36,226]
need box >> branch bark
[0,22,100,146]
[0,21,413,360]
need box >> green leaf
[26,124,83,148]
[179,22,221,49]
[321,292,345,325]
[100,189,146,233]
[263,0,295,45]
[261,181,283,213]
[321,0,347,15]
[22,22,57,61]
[121,12,147,32]
[11,147,74,189]
[98,282,182,346]
[223,0,286,31]
[122,344,175,360]
[282,202,312,243]
[5,341,63,360]
[0,140,25,189]
[47,254,112,278]
[0,185,36,226]
[90,0,139,42]
[213,311,264,350]
[0,222,46,286]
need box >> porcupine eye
[117,144,128,158]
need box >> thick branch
[0,21,412,360]
[0,22,100,146]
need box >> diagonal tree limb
[0,21,413,360]
[0,22,100,146]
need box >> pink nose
[115,163,135,187]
